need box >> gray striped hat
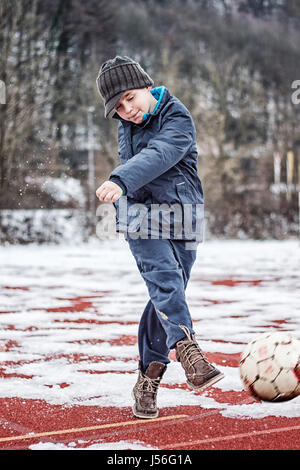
[96,56,154,118]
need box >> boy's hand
[96,180,123,203]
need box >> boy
[95,56,224,419]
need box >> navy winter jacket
[109,86,204,241]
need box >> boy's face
[114,87,154,123]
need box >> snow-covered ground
[0,176,88,244]
[0,238,300,421]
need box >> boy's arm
[109,109,195,195]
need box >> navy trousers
[126,238,198,372]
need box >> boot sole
[187,371,225,392]
[131,391,159,419]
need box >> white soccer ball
[239,331,300,402]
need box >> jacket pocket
[175,181,204,241]
[175,181,187,204]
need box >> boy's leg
[127,237,224,393]
[127,237,196,361]
[138,299,170,372]
[127,237,196,418]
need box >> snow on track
[0,238,299,449]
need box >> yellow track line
[0,414,188,444]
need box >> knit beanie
[96,56,154,118]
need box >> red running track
[0,396,300,450]
[1,241,300,452]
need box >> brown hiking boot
[132,361,167,419]
[175,325,224,391]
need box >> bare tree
[0,0,53,195]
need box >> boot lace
[178,325,213,373]
[137,375,160,395]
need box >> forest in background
[1,0,300,241]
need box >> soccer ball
[239,331,300,402]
